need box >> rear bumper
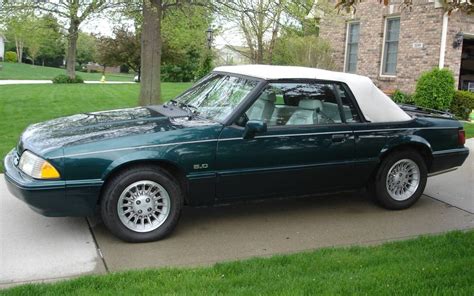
[429,147,469,175]
[4,149,101,217]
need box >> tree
[2,1,121,78]
[2,12,31,63]
[138,0,210,106]
[96,27,141,74]
[215,0,285,64]
[161,5,213,82]
[76,32,98,67]
[272,34,335,69]
[36,15,65,67]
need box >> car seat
[286,99,323,125]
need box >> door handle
[332,134,347,142]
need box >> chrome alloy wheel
[117,180,171,232]
[386,159,421,201]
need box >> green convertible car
[4,65,469,242]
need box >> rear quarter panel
[349,117,463,185]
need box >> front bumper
[4,149,100,217]
[430,147,470,174]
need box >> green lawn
[2,231,473,295]
[0,83,192,172]
[464,122,474,139]
[0,62,135,81]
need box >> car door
[215,80,362,200]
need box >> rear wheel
[100,166,183,242]
[372,150,427,210]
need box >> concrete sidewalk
[0,80,135,85]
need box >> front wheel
[100,166,183,242]
[372,150,428,210]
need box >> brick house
[319,0,474,93]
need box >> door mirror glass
[243,120,267,139]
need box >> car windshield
[173,74,259,122]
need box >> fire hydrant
[100,75,106,83]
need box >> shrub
[391,90,414,105]
[5,51,17,63]
[120,64,130,73]
[413,68,455,111]
[450,91,474,120]
[52,74,84,84]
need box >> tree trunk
[66,23,79,79]
[139,0,162,106]
[15,38,23,63]
[256,35,264,64]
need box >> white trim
[439,12,449,69]
[343,22,350,72]
[57,139,218,159]
[344,21,361,73]
[380,16,401,77]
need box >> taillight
[458,129,466,146]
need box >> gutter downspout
[439,11,449,69]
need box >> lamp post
[453,31,463,49]
[206,27,213,50]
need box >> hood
[18,105,215,155]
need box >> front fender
[101,150,185,180]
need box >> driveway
[1,139,473,287]
[425,139,474,213]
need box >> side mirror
[243,120,267,139]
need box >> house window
[381,17,400,76]
[345,22,360,73]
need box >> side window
[239,82,345,127]
[335,84,361,123]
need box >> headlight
[18,151,60,179]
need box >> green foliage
[52,74,84,84]
[77,32,98,66]
[195,51,214,80]
[2,13,65,66]
[450,91,474,120]
[414,68,455,111]
[96,27,140,73]
[5,51,17,62]
[36,14,65,67]
[272,34,335,70]
[161,5,212,81]
[391,90,414,104]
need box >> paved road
[1,139,473,287]
[0,80,135,85]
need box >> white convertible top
[214,65,411,123]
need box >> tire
[372,149,427,210]
[100,165,183,242]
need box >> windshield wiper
[179,103,199,118]
[166,99,179,106]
